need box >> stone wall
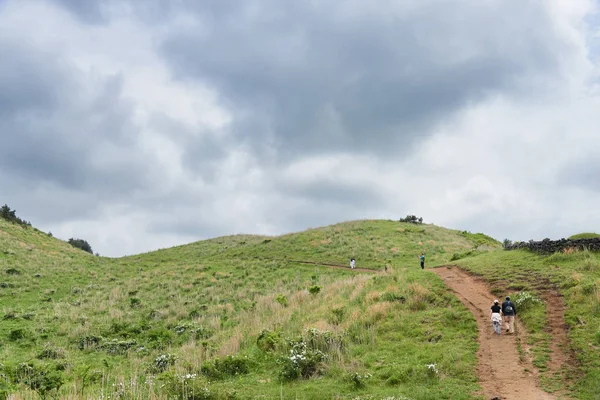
[505,238,600,253]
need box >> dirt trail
[433,266,555,400]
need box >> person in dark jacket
[502,296,517,334]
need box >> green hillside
[0,218,495,399]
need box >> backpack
[505,304,513,313]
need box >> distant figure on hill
[502,296,517,334]
[490,299,502,335]
[350,258,355,269]
[419,253,425,269]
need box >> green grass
[0,219,486,399]
[568,232,600,240]
[454,248,600,399]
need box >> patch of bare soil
[433,266,556,400]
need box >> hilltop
[2,217,599,399]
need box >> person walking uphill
[502,296,517,334]
[490,299,503,335]
[419,253,425,269]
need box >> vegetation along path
[434,266,555,400]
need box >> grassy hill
[0,218,499,399]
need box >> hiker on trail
[502,296,517,334]
[490,299,503,335]
[419,253,425,269]
[350,258,355,269]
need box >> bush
[148,354,177,374]
[275,294,288,307]
[5,268,20,276]
[308,285,321,295]
[202,355,249,379]
[97,339,137,355]
[67,238,93,254]
[503,238,513,248]
[8,329,27,341]
[349,371,372,388]
[13,362,64,398]
[399,215,423,224]
[37,347,63,360]
[450,251,473,261]
[147,327,174,349]
[513,291,542,313]
[0,204,31,227]
[257,329,282,352]
[278,339,326,380]
[158,372,214,400]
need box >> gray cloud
[2,0,599,257]
[159,0,570,163]
[0,35,156,224]
[49,0,107,23]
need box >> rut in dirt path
[433,266,555,400]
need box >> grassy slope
[1,219,495,399]
[454,248,600,399]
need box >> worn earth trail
[433,266,555,400]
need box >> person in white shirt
[350,258,355,269]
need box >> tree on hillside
[68,238,94,254]
[399,215,423,224]
[0,204,32,227]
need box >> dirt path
[433,266,555,400]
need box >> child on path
[350,258,355,269]
[490,299,502,335]
[419,253,425,269]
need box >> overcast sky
[1,0,600,257]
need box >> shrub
[349,371,372,388]
[308,285,321,295]
[257,329,282,352]
[513,291,542,313]
[503,238,513,248]
[67,238,93,254]
[275,294,288,307]
[0,204,31,227]
[37,347,63,360]
[202,355,249,379]
[8,329,27,341]
[158,372,214,400]
[13,362,64,398]
[148,354,177,374]
[5,268,20,276]
[278,339,326,380]
[380,292,406,303]
[97,339,137,355]
[129,297,142,308]
[399,215,423,224]
[2,311,17,320]
[77,335,102,351]
[328,306,345,325]
[450,251,472,261]
[147,327,174,349]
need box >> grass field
[1,219,495,399]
